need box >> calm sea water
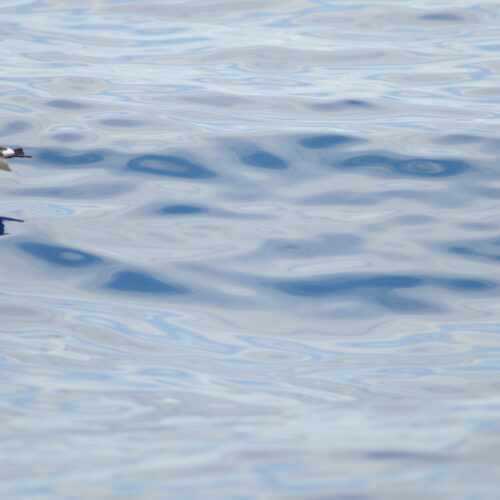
[1,0,500,498]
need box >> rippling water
[2,0,500,498]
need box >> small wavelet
[45,99,89,110]
[18,242,102,267]
[446,238,500,263]
[18,182,130,199]
[311,99,374,110]
[255,233,363,259]
[299,134,362,149]
[241,150,288,170]
[0,120,31,136]
[419,13,463,22]
[39,149,105,166]
[51,133,86,143]
[127,154,216,178]
[337,153,471,177]
[105,271,187,294]
[300,189,433,207]
[272,274,422,296]
[268,273,496,312]
[99,118,144,127]
[159,204,206,215]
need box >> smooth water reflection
[2,0,500,498]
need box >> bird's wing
[0,217,23,223]
[0,156,11,172]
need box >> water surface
[1,0,500,498]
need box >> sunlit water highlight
[1,0,500,498]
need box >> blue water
[2,0,500,498]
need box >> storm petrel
[0,147,31,171]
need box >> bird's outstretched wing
[0,156,11,172]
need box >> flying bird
[0,147,31,171]
[0,216,23,235]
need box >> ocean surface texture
[1,0,500,498]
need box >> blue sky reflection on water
[1,0,500,498]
